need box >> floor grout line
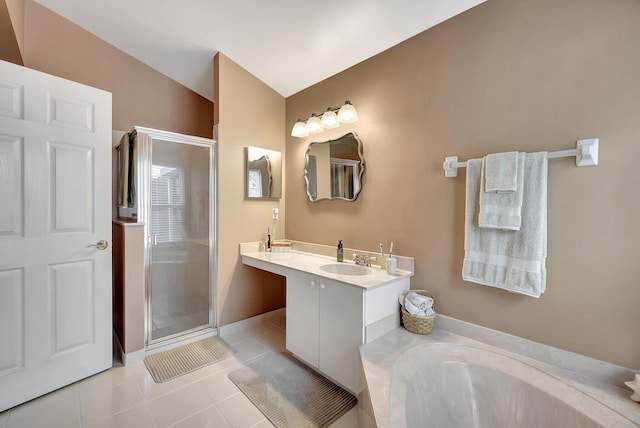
[133,370,159,428]
[164,403,218,428]
[72,384,83,428]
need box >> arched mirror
[246,146,282,199]
[304,132,365,202]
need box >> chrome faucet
[353,253,371,267]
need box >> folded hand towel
[463,153,548,298]
[423,308,436,317]
[399,292,436,317]
[407,293,434,311]
[410,308,436,317]
[401,295,423,316]
[485,151,518,193]
[479,153,525,230]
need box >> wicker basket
[401,290,435,335]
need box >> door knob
[86,240,109,250]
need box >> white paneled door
[0,60,112,411]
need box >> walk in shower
[134,127,217,345]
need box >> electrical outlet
[272,208,279,220]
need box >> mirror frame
[304,132,365,202]
[245,146,282,199]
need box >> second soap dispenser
[337,240,344,262]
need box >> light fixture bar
[291,101,358,138]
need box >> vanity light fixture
[306,113,323,134]
[337,100,358,123]
[320,108,340,129]
[291,120,309,138]
[291,100,359,138]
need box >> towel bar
[443,138,598,177]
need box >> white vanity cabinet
[286,270,364,393]
[286,271,321,367]
[240,243,413,395]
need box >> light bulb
[320,109,339,129]
[291,119,309,138]
[337,100,358,124]
[305,114,323,134]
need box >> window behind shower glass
[151,165,186,244]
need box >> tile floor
[0,312,361,428]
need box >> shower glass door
[148,137,213,342]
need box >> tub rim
[389,342,633,428]
[359,316,640,428]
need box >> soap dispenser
[267,227,271,252]
[337,240,344,262]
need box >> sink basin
[319,263,372,276]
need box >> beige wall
[215,53,286,326]
[285,0,640,368]
[5,0,24,56]
[0,0,23,64]
[13,0,213,138]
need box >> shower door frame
[135,126,218,347]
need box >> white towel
[407,293,434,311]
[116,133,129,207]
[398,292,435,317]
[403,297,422,315]
[128,134,138,207]
[485,151,518,192]
[479,153,525,230]
[414,308,436,317]
[462,153,548,298]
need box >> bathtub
[359,317,640,428]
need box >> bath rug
[228,352,356,428]
[144,336,235,383]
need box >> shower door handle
[148,235,157,246]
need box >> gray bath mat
[144,336,235,383]
[228,352,356,428]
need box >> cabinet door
[319,279,364,393]
[285,271,319,367]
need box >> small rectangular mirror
[245,146,282,199]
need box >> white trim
[137,127,218,346]
[134,126,216,146]
[330,157,360,167]
[113,330,146,366]
[122,349,146,366]
[145,327,218,356]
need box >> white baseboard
[145,327,218,356]
[123,349,146,366]
[112,330,145,366]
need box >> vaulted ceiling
[34,0,486,101]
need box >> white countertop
[241,249,413,290]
